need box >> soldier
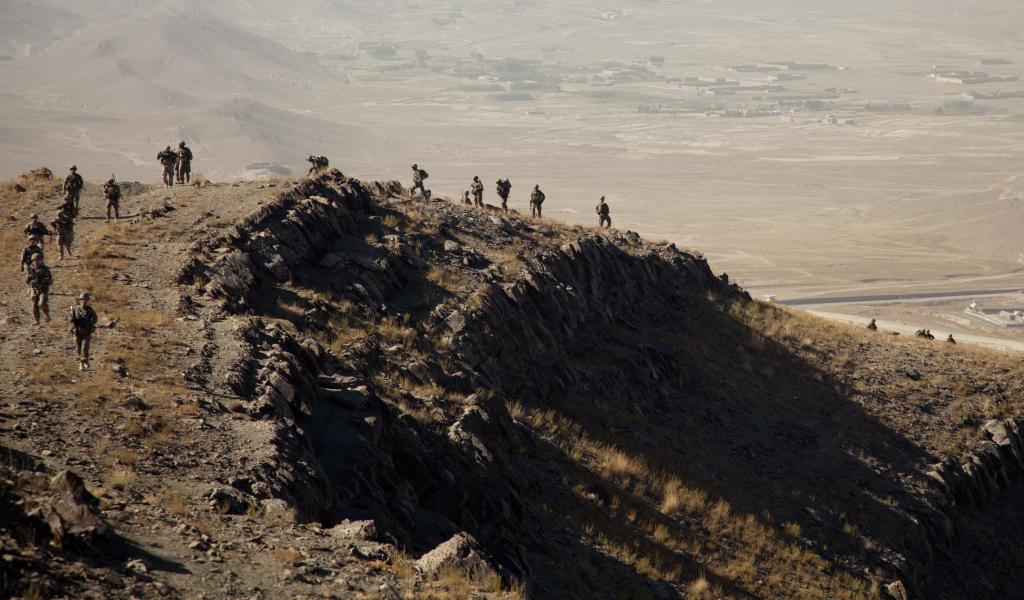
[306,155,329,175]
[462,191,472,205]
[410,163,429,199]
[70,292,98,371]
[176,141,193,184]
[19,236,44,272]
[471,176,484,207]
[51,207,75,260]
[529,185,545,218]
[946,334,957,344]
[496,179,511,213]
[25,254,52,325]
[596,196,611,228]
[103,176,122,222]
[24,213,52,245]
[866,318,877,331]
[157,146,177,187]
[63,166,84,211]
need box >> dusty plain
[3,0,1024,340]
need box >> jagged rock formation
[7,167,1024,598]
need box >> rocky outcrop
[897,417,1024,597]
[177,170,375,311]
[415,532,499,582]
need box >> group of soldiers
[16,141,192,370]
[409,164,612,228]
[157,141,194,187]
[867,319,956,344]
[18,166,100,369]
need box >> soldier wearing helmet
[25,254,52,326]
[63,166,84,211]
[410,163,429,199]
[176,141,193,184]
[70,292,98,371]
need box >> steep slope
[3,169,1024,599]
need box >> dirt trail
[0,177,362,598]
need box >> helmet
[69,165,77,171]
[473,175,479,181]
[78,292,90,301]
[411,163,418,169]
[31,254,42,262]
[30,213,38,219]
[179,141,186,147]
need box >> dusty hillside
[2,168,1024,599]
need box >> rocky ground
[2,168,1024,599]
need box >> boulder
[329,519,379,542]
[415,532,498,582]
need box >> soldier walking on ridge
[103,176,122,222]
[176,141,193,185]
[947,334,957,344]
[596,196,611,228]
[70,292,98,371]
[52,207,75,260]
[20,236,44,272]
[24,214,52,246]
[410,163,429,199]
[63,166,84,212]
[25,255,52,325]
[496,179,511,213]
[471,176,484,207]
[158,146,177,187]
[529,185,545,218]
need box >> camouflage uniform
[51,209,75,259]
[19,239,43,272]
[596,196,611,228]
[103,179,122,222]
[176,142,193,184]
[63,167,84,211]
[496,179,510,213]
[70,294,98,370]
[307,155,329,175]
[471,176,484,207]
[25,258,52,325]
[24,216,51,246]
[530,185,545,218]
[410,164,428,198]
[158,146,177,187]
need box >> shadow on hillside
[489,250,935,596]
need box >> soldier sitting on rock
[946,334,956,344]
[866,318,877,331]
[307,155,329,175]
